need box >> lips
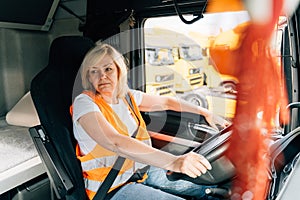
[98,82,110,88]
[100,83,109,85]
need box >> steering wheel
[167,125,235,185]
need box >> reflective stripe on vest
[84,168,134,193]
[71,90,151,200]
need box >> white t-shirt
[72,89,145,156]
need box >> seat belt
[93,92,140,200]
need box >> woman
[71,43,229,200]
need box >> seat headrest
[31,35,95,127]
[48,36,95,67]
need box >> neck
[99,93,118,104]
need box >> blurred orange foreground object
[206,0,290,199]
[209,21,250,77]
[206,0,246,13]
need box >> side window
[143,12,251,121]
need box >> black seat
[29,36,95,200]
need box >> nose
[99,71,107,79]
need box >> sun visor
[0,0,60,31]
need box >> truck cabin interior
[0,0,300,200]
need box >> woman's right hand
[170,152,212,178]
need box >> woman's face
[88,55,119,97]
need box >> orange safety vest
[70,90,151,199]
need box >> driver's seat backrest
[30,36,95,200]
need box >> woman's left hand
[204,110,231,130]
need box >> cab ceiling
[88,0,208,18]
[80,0,208,40]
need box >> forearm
[110,134,212,178]
[166,96,210,117]
[111,134,178,170]
[140,94,228,129]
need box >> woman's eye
[105,65,114,72]
[90,70,99,74]
[105,67,112,72]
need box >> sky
[144,11,251,37]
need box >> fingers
[197,154,212,170]
[180,152,212,178]
[223,120,230,126]
[187,159,208,178]
[205,116,218,130]
[218,116,231,128]
[185,164,203,178]
[208,113,231,129]
[205,112,221,129]
[209,122,218,130]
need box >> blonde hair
[81,43,129,98]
